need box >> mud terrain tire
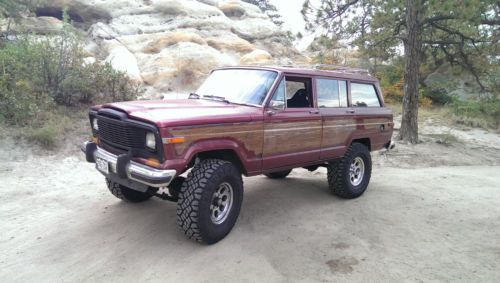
[177,159,243,244]
[168,176,186,200]
[106,178,153,202]
[327,143,372,199]
[265,169,292,179]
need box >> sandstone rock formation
[25,0,307,98]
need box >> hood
[101,99,261,127]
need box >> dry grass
[22,107,88,150]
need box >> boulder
[142,32,206,54]
[35,0,112,23]
[31,0,304,96]
[218,1,246,18]
[140,42,237,92]
[4,17,63,34]
[153,0,223,17]
[232,18,281,41]
[104,41,143,83]
[240,49,272,65]
[207,35,255,53]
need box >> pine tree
[242,0,284,27]
[302,0,499,143]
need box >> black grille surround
[89,108,164,162]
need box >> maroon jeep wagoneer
[82,66,394,244]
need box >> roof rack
[275,64,371,76]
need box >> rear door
[316,77,357,159]
[262,74,322,170]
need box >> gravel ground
[1,153,499,282]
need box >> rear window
[351,83,381,107]
[316,79,348,108]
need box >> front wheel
[176,159,243,244]
[327,143,372,199]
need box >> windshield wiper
[202,95,230,104]
[188,93,200,99]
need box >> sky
[269,0,321,50]
[269,0,307,34]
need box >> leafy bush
[422,87,454,105]
[451,98,500,129]
[374,65,404,103]
[0,23,140,125]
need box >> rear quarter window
[350,83,381,107]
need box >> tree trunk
[399,0,422,144]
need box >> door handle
[309,110,320,114]
[266,110,276,116]
[346,109,355,114]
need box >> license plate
[95,157,109,174]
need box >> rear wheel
[176,159,243,244]
[265,169,292,179]
[106,178,153,203]
[327,143,372,199]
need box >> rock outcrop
[24,0,307,98]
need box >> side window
[285,76,312,108]
[351,83,381,107]
[269,78,285,109]
[316,79,348,108]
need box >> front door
[262,75,322,170]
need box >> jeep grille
[97,117,146,150]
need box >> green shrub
[26,122,59,149]
[451,98,500,129]
[25,112,72,149]
[422,87,454,105]
[374,65,404,103]
[0,23,140,125]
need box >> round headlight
[92,118,99,131]
[146,132,156,149]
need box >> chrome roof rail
[267,64,371,76]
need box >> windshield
[196,69,278,105]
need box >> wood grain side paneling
[263,120,322,156]
[321,118,357,149]
[170,123,264,157]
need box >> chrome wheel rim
[210,182,234,224]
[349,157,365,186]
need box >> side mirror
[269,100,285,110]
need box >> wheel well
[192,150,246,175]
[352,138,371,151]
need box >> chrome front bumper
[82,141,176,187]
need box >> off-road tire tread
[327,143,372,199]
[106,178,152,203]
[176,159,243,244]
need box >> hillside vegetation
[0,15,140,147]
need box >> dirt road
[1,149,499,282]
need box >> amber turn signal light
[162,137,186,144]
[145,158,161,168]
